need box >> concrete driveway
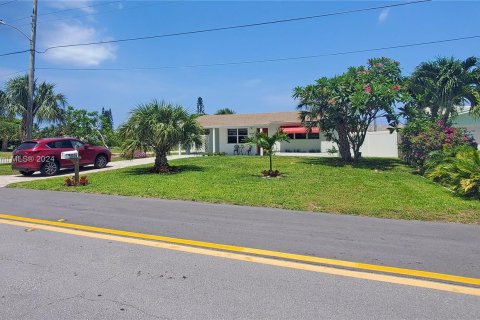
[0,155,195,188]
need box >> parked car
[11,138,111,176]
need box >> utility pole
[26,0,37,140]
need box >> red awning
[280,126,319,134]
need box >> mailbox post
[61,150,80,183]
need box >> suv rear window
[47,140,74,149]
[16,142,38,150]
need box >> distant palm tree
[119,100,203,172]
[408,57,480,122]
[245,130,289,174]
[215,108,236,115]
[3,75,66,139]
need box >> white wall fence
[359,131,399,157]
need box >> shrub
[401,119,477,171]
[327,146,338,155]
[261,170,280,177]
[426,146,480,199]
[64,175,89,187]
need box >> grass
[0,164,15,175]
[0,151,12,158]
[8,156,480,223]
[0,152,14,175]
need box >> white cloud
[41,22,116,66]
[378,8,390,23]
[46,0,96,14]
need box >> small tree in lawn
[293,57,407,162]
[245,130,289,176]
[119,100,203,173]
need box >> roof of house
[196,112,301,128]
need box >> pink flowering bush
[401,119,477,171]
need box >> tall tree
[119,100,203,172]
[215,108,236,115]
[407,56,480,122]
[3,75,66,139]
[0,117,21,151]
[294,57,406,162]
[196,97,205,114]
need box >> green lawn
[8,156,480,223]
[0,163,15,175]
[0,151,12,158]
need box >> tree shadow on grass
[300,157,405,171]
[121,165,204,176]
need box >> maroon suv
[11,138,111,176]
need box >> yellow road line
[0,213,479,287]
[1,218,480,297]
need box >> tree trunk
[269,153,273,173]
[354,150,362,161]
[336,125,352,162]
[21,115,27,141]
[1,138,8,152]
[153,150,169,172]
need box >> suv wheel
[41,161,59,176]
[94,154,108,169]
[20,171,34,176]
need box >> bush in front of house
[400,118,477,171]
[425,146,480,199]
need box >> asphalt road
[0,188,479,319]
[1,223,479,320]
[0,188,479,278]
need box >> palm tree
[245,130,289,174]
[119,100,203,173]
[408,57,480,122]
[3,75,67,139]
[215,108,236,115]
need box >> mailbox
[61,150,79,160]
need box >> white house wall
[217,127,258,155]
[453,113,480,149]
[203,125,399,157]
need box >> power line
[8,1,120,23]
[34,35,480,72]
[12,2,161,28]
[0,0,17,7]
[35,2,159,25]
[0,49,30,57]
[1,0,430,57]
[37,0,431,53]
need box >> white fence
[360,131,399,157]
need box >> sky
[0,0,478,126]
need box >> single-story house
[452,110,480,148]
[196,112,400,157]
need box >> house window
[227,128,248,144]
[287,133,294,139]
[295,133,307,139]
[308,133,319,139]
